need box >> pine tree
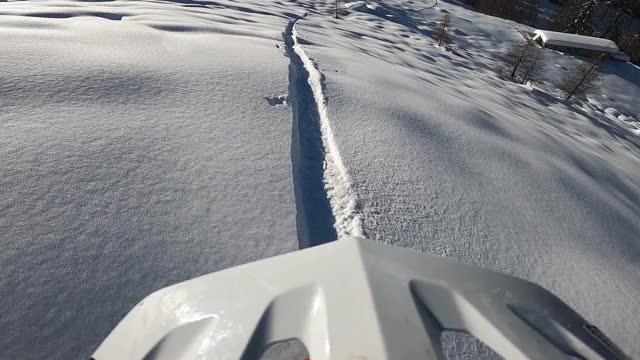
[552,0,583,32]
[435,13,452,47]
[604,20,623,43]
[567,0,599,35]
[521,0,539,26]
[512,0,539,26]
[592,1,615,35]
[559,56,604,100]
[622,32,640,65]
[477,0,513,19]
[463,0,479,7]
[602,0,634,37]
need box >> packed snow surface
[1,0,640,359]
[285,16,363,245]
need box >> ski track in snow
[284,16,363,248]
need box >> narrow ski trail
[284,16,363,248]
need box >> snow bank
[285,17,363,245]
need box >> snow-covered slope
[0,1,303,358]
[1,0,639,359]
[294,0,640,357]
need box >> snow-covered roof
[533,30,619,53]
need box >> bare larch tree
[559,55,605,100]
[520,50,544,85]
[499,39,543,84]
[435,13,452,47]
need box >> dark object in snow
[264,95,288,106]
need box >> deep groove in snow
[284,16,363,248]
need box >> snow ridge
[284,17,363,247]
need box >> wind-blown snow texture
[1,0,639,359]
[0,1,302,358]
